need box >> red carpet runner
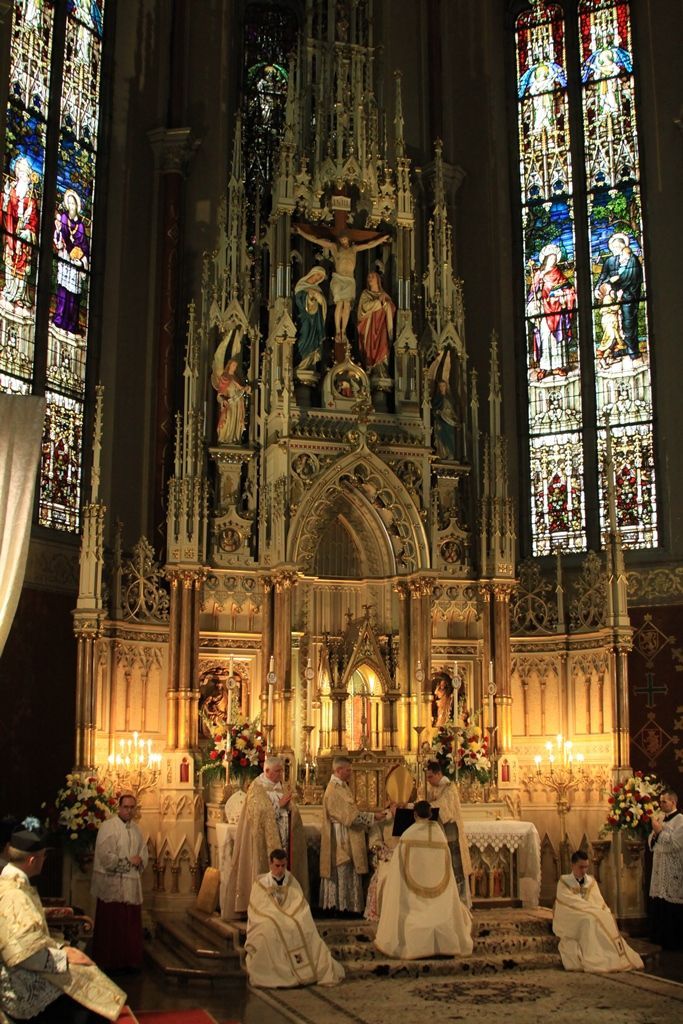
[120,1010,233,1024]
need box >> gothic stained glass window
[516,2,586,555]
[0,0,106,532]
[0,0,54,396]
[579,0,657,548]
[514,0,657,555]
[242,3,298,240]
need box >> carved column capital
[148,127,198,176]
[273,568,299,592]
[164,567,208,589]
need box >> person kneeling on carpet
[553,849,643,973]
[374,801,473,960]
[245,849,344,988]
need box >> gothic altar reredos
[72,1,634,913]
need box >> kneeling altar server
[553,850,643,972]
[245,849,345,988]
[374,801,474,960]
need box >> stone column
[260,577,274,722]
[273,569,297,746]
[73,615,104,770]
[155,568,204,911]
[492,583,514,753]
[148,127,195,546]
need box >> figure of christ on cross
[293,214,390,345]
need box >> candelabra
[101,733,161,798]
[524,735,586,872]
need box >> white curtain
[0,394,46,657]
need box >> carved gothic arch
[287,447,430,576]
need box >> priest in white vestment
[223,756,309,919]
[0,827,127,1021]
[648,788,683,949]
[320,756,388,914]
[245,849,344,988]
[426,761,472,906]
[553,850,643,972]
[374,801,474,960]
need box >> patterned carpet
[246,968,683,1024]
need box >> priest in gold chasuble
[320,757,389,914]
[223,756,309,919]
[374,802,473,960]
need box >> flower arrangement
[44,774,119,866]
[603,771,662,838]
[200,714,267,785]
[432,710,492,785]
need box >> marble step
[329,934,560,962]
[155,916,239,961]
[145,918,243,979]
[341,950,563,978]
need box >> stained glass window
[0,0,107,532]
[579,0,657,547]
[242,3,298,240]
[0,0,54,396]
[514,1,656,554]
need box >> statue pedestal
[600,832,648,931]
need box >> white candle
[453,661,459,689]
[267,682,274,726]
[227,686,233,725]
[489,660,494,685]
[306,658,313,724]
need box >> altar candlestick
[306,658,313,724]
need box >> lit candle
[489,660,494,685]
[534,754,542,775]
[556,733,563,748]
[227,683,233,726]
[306,658,313,724]
[267,683,274,726]
[108,754,114,765]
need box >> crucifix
[293,196,390,354]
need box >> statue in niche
[429,348,458,461]
[431,672,455,728]
[199,669,243,737]
[293,221,389,343]
[211,336,250,444]
[356,271,395,380]
[293,266,327,372]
